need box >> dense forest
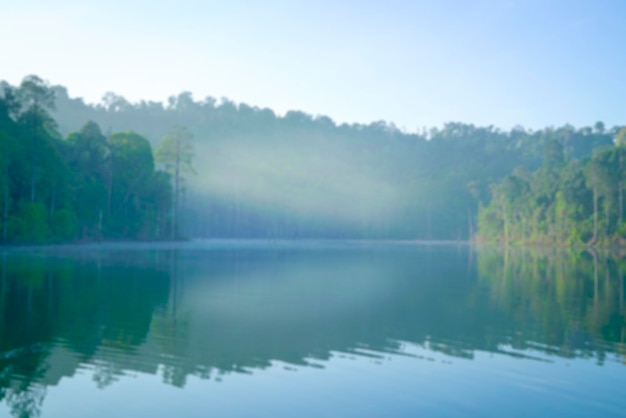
[0,76,180,244]
[1,75,623,243]
[478,128,626,246]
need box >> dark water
[0,241,625,417]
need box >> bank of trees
[478,127,626,246]
[0,76,176,244]
[46,82,618,240]
[2,75,621,242]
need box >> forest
[0,76,186,244]
[478,128,626,246]
[0,74,623,244]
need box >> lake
[0,241,625,417]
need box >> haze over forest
[49,84,626,241]
[0,75,624,245]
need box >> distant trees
[156,126,195,239]
[3,75,621,242]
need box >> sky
[1,0,625,130]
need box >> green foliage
[543,139,565,170]
[45,82,617,239]
[478,137,626,247]
[106,131,162,239]
[10,202,49,243]
[1,75,621,242]
[0,76,173,245]
[50,209,78,242]
[156,125,195,175]
[615,127,626,147]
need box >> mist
[1,79,620,242]
[191,134,402,227]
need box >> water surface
[1,241,625,417]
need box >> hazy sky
[1,0,625,130]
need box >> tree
[107,131,156,238]
[0,92,18,242]
[65,121,109,239]
[15,75,56,202]
[592,150,619,238]
[584,156,605,244]
[491,174,529,243]
[543,139,565,170]
[615,127,626,225]
[156,126,194,239]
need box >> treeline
[478,128,626,246]
[1,75,621,241]
[40,81,618,240]
[50,86,523,239]
[0,76,174,244]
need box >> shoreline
[4,238,626,254]
[0,238,472,252]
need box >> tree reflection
[0,249,170,417]
[477,247,626,363]
[0,245,625,417]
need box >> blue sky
[1,0,625,130]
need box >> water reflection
[478,247,626,363]
[0,243,624,417]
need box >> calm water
[1,241,625,417]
